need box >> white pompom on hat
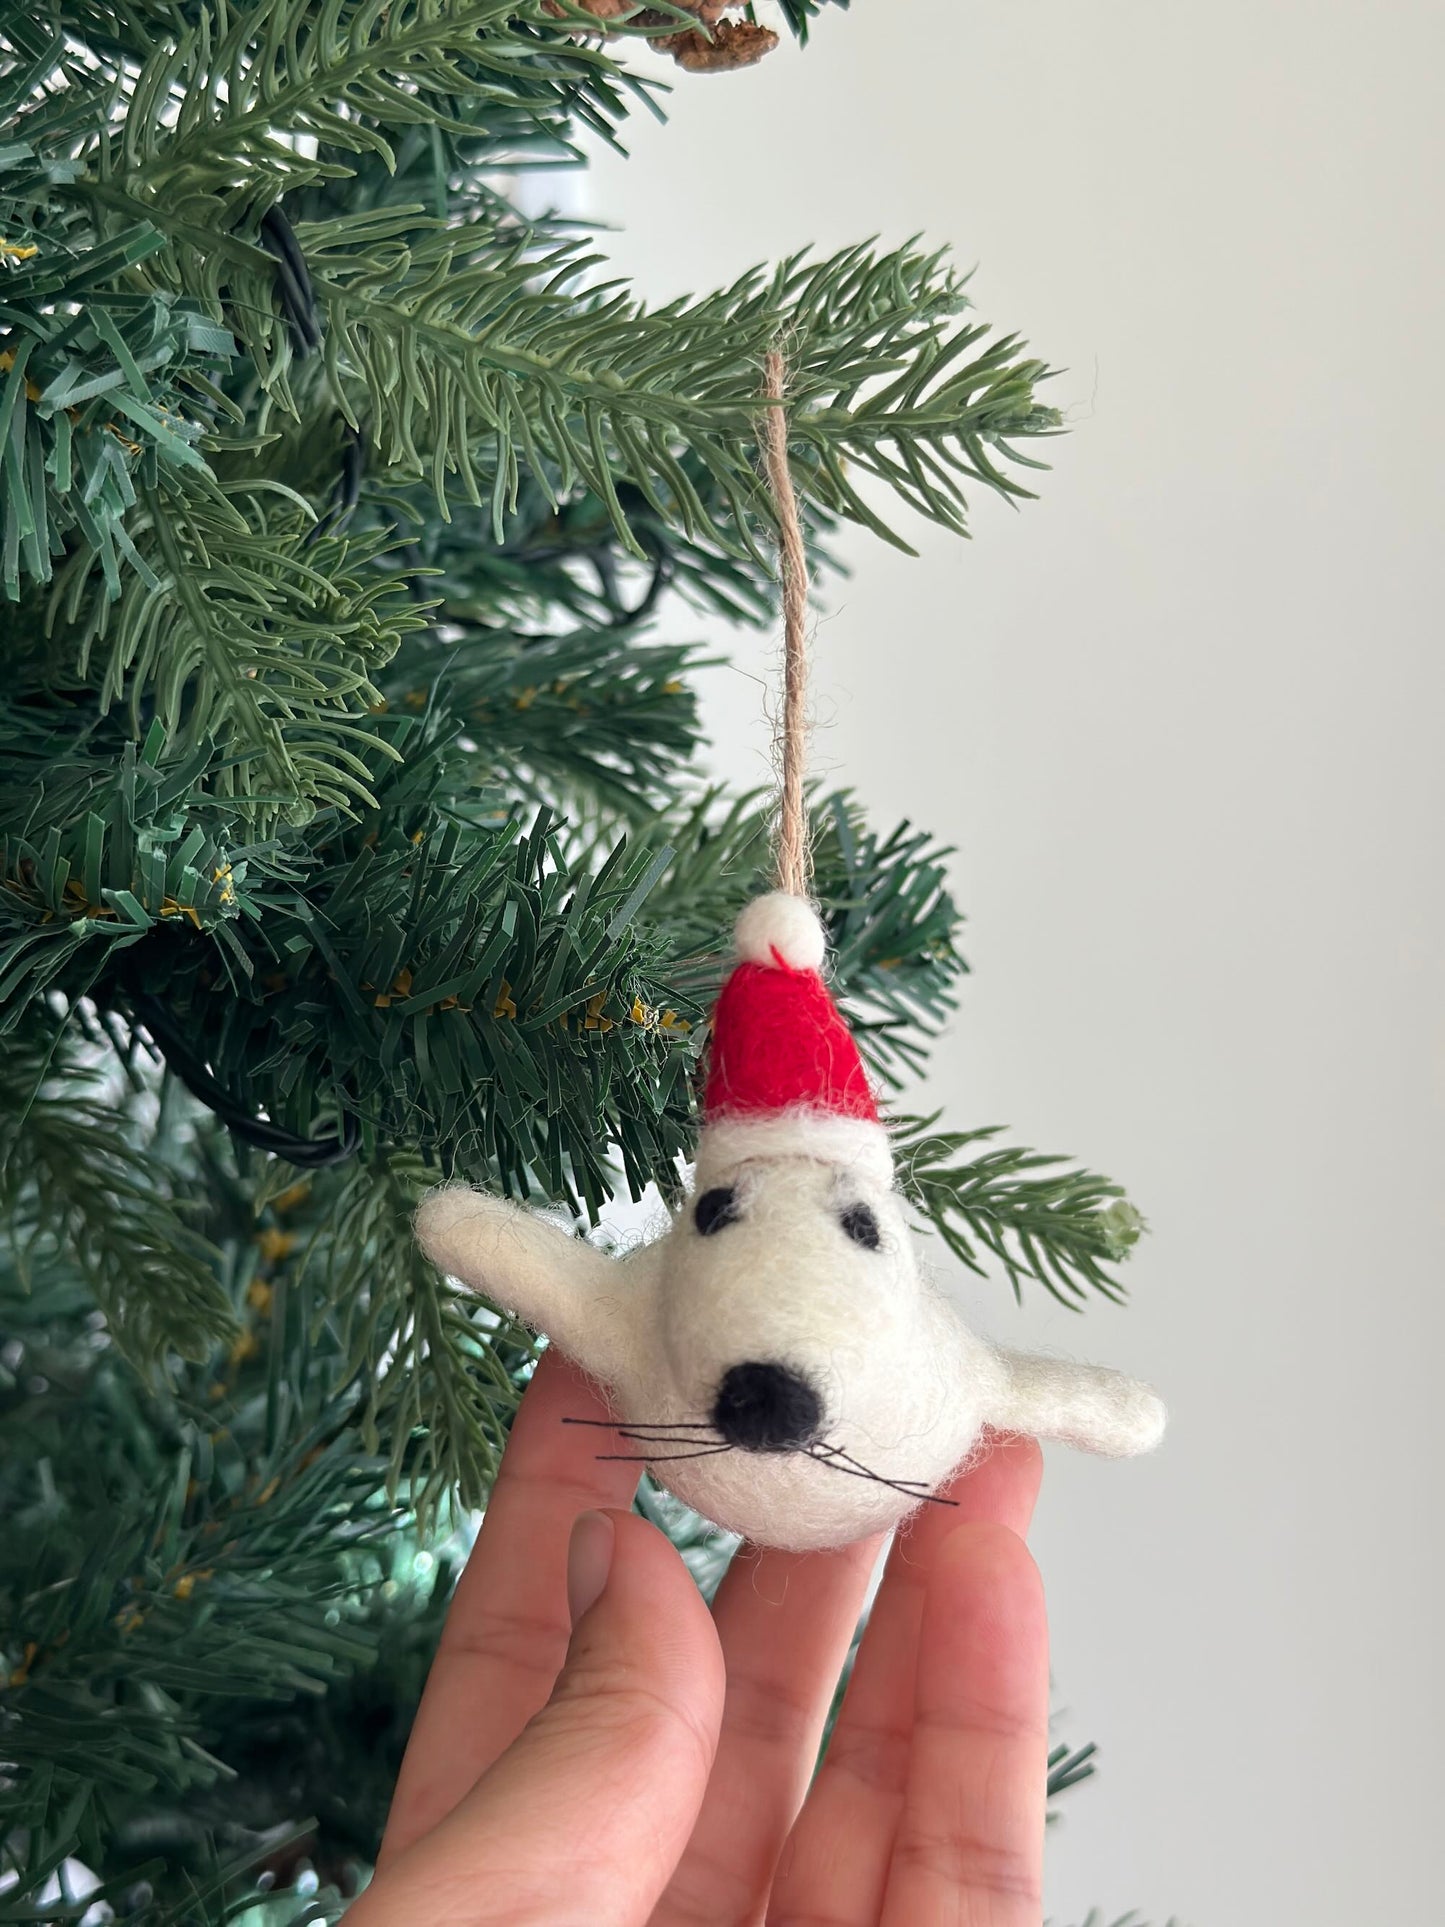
[733,890,828,972]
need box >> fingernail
[567,1511,615,1629]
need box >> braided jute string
[760,348,812,901]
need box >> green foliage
[308,1150,535,1520]
[1048,1738,1100,1801]
[4,2,1058,626]
[892,1112,1147,1308]
[0,252,230,601]
[0,1028,234,1366]
[303,225,1057,556]
[393,622,705,814]
[58,487,429,822]
[775,0,850,43]
[0,1225,431,1918]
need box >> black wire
[608,549,672,628]
[306,422,366,547]
[130,994,360,1169]
[258,204,322,356]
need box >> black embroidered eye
[839,1203,881,1250]
[694,1186,740,1236]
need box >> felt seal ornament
[414,353,1165,1552]
[416,892,1166,1552]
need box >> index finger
[378,1347,642,1861]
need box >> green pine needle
[313,1152,533,1524]
[0,1030,235,1366]
[54,484,430,826]
[892,1112,1147,1307]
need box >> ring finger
[767,1433,1042,1924]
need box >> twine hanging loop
[760,349,812,901]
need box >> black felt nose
[711,1361,824,1452]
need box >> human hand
[348,1351,1048,1926]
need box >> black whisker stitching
[805,1449,917,1487]
[562,1416,716,1433]
[615,1429,723,1447]
[806,1444,957,1507]
[813,1441,931,1491]
[810,1453,952,1504]
[810,1440,924,1485]
[595,1444,737,1464]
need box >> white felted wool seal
[416,896,1166,1552]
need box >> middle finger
[650,1530,884,1926]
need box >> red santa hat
[697,894,893,1185]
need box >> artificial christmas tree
[1,3,1160,1918]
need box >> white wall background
[584,5,1444,1922]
